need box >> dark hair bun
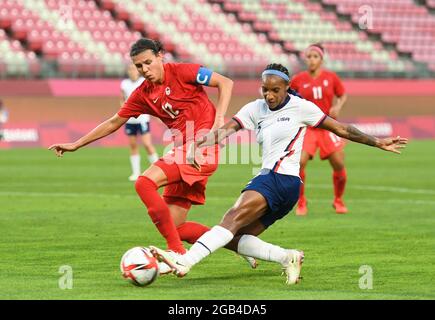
[130,38,164,57]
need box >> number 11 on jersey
[312,86,323,99]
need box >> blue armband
[196,67,213,86]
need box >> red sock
[135,176,185,254]
[177,222,210,244]
[299,169,306,204]
[333,168,347,200]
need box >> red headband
[306,46,324,58]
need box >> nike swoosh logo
[303,84,310,88]
[153,97,159,103]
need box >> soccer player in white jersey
[150,63,408,284]
[120,63,159,181]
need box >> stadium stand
[320,0,435,72]
[0,0,433,78]
[0,2,41,78]
[0,0,142,77]
[0,29,40,78]
[106,0,293,76]
[212,0,419,75]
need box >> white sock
[130,154,141,176]
[237,235,289,266]
[148,153,159,164]
[182,226,234,267]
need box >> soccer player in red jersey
[48,39,235,257]
[291,43,348,215]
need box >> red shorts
[303,127,345,160]
[154,144,219,206]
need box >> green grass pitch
[1,140,434,300]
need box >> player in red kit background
[291,43,348,215]
[49,39,257,268]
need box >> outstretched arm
[48,114,128,157]
[318,116,408,154]
[196,118,241,148]
[187,119,241,170]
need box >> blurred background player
[120,63,159,181]
[0,99,8,141]
[291,43,348,215]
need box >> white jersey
[121,77,149,124]
[233,94,326,177]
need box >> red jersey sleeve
[333,73,345,97]
[176,63,202,85]
[117,85,150,119]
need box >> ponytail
[287,87,302,98]
[130,38,164,57]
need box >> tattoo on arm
[346,125,377,146]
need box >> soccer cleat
[282,250,304,285]
[295,199,308,216]
[128,174,139,181]
[241,255,258,269]
[149,246,190,278]
[158,262,173,275]
[333,198,348,214]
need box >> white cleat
[149,246,190,278]
[241,255,258,269]
[282,250,304,285]
[158,262,173,275]
[128,174,139,181]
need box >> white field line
[210,182,435,195]
[314,184,435,195]
[1,182,435,195]
[0,191,435,205]
[0,191,135,199]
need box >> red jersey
[290,69,345,114]
[118,63,216,144]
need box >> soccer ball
[120,246,159,287]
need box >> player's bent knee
[331,160,345,171]
[134,176,145,193]
[335,164,345,171]
[134,176,157,193]
[221,206,252,233]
